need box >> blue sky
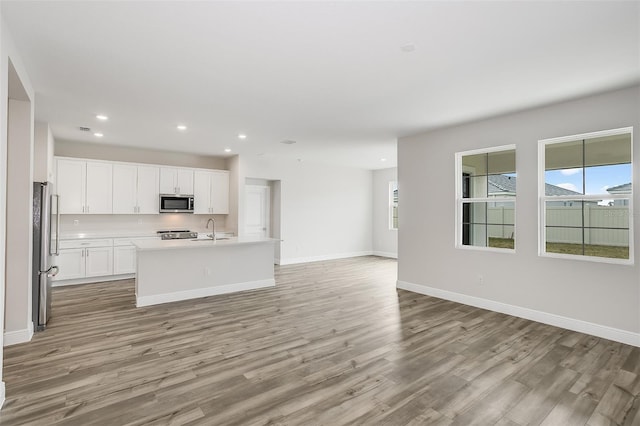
[545,164,631,195]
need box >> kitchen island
[134,236,276,307]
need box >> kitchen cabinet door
[85,161,113,214]
[210,171,229,214]
[136,165,159,214]
[159,167,177,194]
[113,246,136,274]
[85,247,113,277]
[112,164,137,214]
[53,248,85,281]
[193,171,212,214]
[56,159,86,214]
[176,169,194,194]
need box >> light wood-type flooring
[1,256,639,425]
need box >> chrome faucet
[206,218,216,240]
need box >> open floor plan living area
[0,1,638,425]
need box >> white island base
[134,237,276,307]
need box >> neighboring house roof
[606,182,631,194]
[486,174,582,196]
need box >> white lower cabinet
[56,248,86,280]
[54,239,113,282]
[55,236,160,283]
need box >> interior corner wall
[238,156,373,264]
[0,11,37,405]
[372,167,397,258]
[398,85,640,344]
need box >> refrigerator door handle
[51,194,60,255]
[46,266,59,278]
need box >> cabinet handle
[86,249,89,258]
[82,205,85,213]
[81,249,84,257]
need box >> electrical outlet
[205,267,211,276]
[73,220,79,226]
[137,219,143,225]
[478,274,484,285]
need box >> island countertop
[133,236,277,251]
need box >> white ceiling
[2,1,639,170]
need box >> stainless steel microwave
[159,194,194,213]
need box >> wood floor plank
[0,256,636,425]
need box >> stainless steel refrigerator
[32,182,59,331]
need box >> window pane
[584,228,629,259]
[545,201,583,228]
[545,139,583,171]
[544,169,583,195]
[488,149,515,175]
[584,133,631,168]
[585,204,629,230]
[464,175,487,198]
[488,174,516,196]
[488,225,515,249]
[462,223,487,247]
[487,202,515,225]
[463,202,487,224]
[462,153,487,176]
[545,139,584,195]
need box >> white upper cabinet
[112,164,137,214]
[113,164,159,214]
[57,158,86,214]
[85,162,113,214]
[56,157,227,216]
[57,158,112,214]
[136,165,160,213]
[211,170,229,214]
[160,167,194,195]
[193,170,229,214]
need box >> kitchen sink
[190,238,230,241]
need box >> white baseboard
[0,381,5,409]
[397,280,640,348]
[53,274,135,287]
[136,278,276,307]
[372,251,398,259]
[279,251,374,266]
[4,321,34,347]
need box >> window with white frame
[389,181,398,230]
[456,145,516,251]
[540,128,633,263]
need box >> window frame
[389,181,398,230]
[538,127,634,265]
[455,144,517,253]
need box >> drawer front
[59,238,113,249]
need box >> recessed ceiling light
[177,124,187,131]
[224,148,232,153]
[380,158,387,162]
[94,132,104,137]
[281,140,297,145]
[400,44,416,53]
[96,114,108,120]
[238,133,247,140]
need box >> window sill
[455,244,516,254]
[539,251,633,266]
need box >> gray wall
[55,140,228,170]
[398,85,640,336]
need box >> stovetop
[157,230,198,240]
